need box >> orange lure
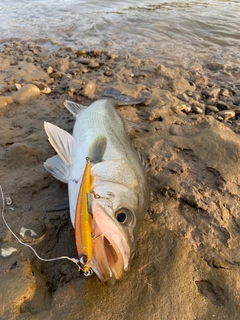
[74,158,93,274]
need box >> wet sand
[0,40,240,319]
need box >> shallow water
[0,0,240,65]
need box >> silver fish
[44,89,150,284]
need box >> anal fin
[44,154,69,183]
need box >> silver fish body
[44,95,149,284]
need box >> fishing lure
[75,157,93,275]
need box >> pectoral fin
[44,121,75,166]
[87,136,107,164]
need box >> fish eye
[115,208,134,226]
[116,212,127,223]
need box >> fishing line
[0,185,93,276]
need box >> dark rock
[216,100,231,110]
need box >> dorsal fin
[64,100,87,117]
[87,136,107,163]
[44,121,75,166]
[103,87,147,106]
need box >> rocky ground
[0,40,240,320]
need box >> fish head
[88,160,149,284]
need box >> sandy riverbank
[0,40,240,319]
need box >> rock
[41,85,51,94]
[170,77,195,95]
[0,96,14,108]
[68,79,83,95]
[203,87,221,99]
[2,61,50,84]
[53,57,69,73]
[66,47,75,53]
[92,48,102,56]
[78,58,94,65]
[12,84,40,104]
[15,83,22,90]
[0,260,51,317]
[32,82,51,94]
[19,220,46,240]
[51,72,62,80]
[157,64,176,78]
[192,75,208,86]
[82,81,97,99]
[192,105,204,114]
[76,49,87,56]
[220,88,230,97]
[216,100,231,110]
[178,93,190,102]
[192,92,201,101]
[217,110,235,121]
[171,104,191,114]
[0,84,8,93]
[7,142,47,166]
[89,62,100,69]
[206,105,219,112]
[107,53,119,60]
[47,66,53,74]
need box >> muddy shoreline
[0,40,240,319]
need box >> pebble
[76,49,87,56]
[5,197,12,205]
[192,105,204,114]
[47,66,53,74]
[1,246,17,258]
[15,83,22,90]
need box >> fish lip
[90,203,131,282]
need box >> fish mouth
[90,203,131,285]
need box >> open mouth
[90,204,130,284]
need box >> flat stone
[12,84,40,104]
